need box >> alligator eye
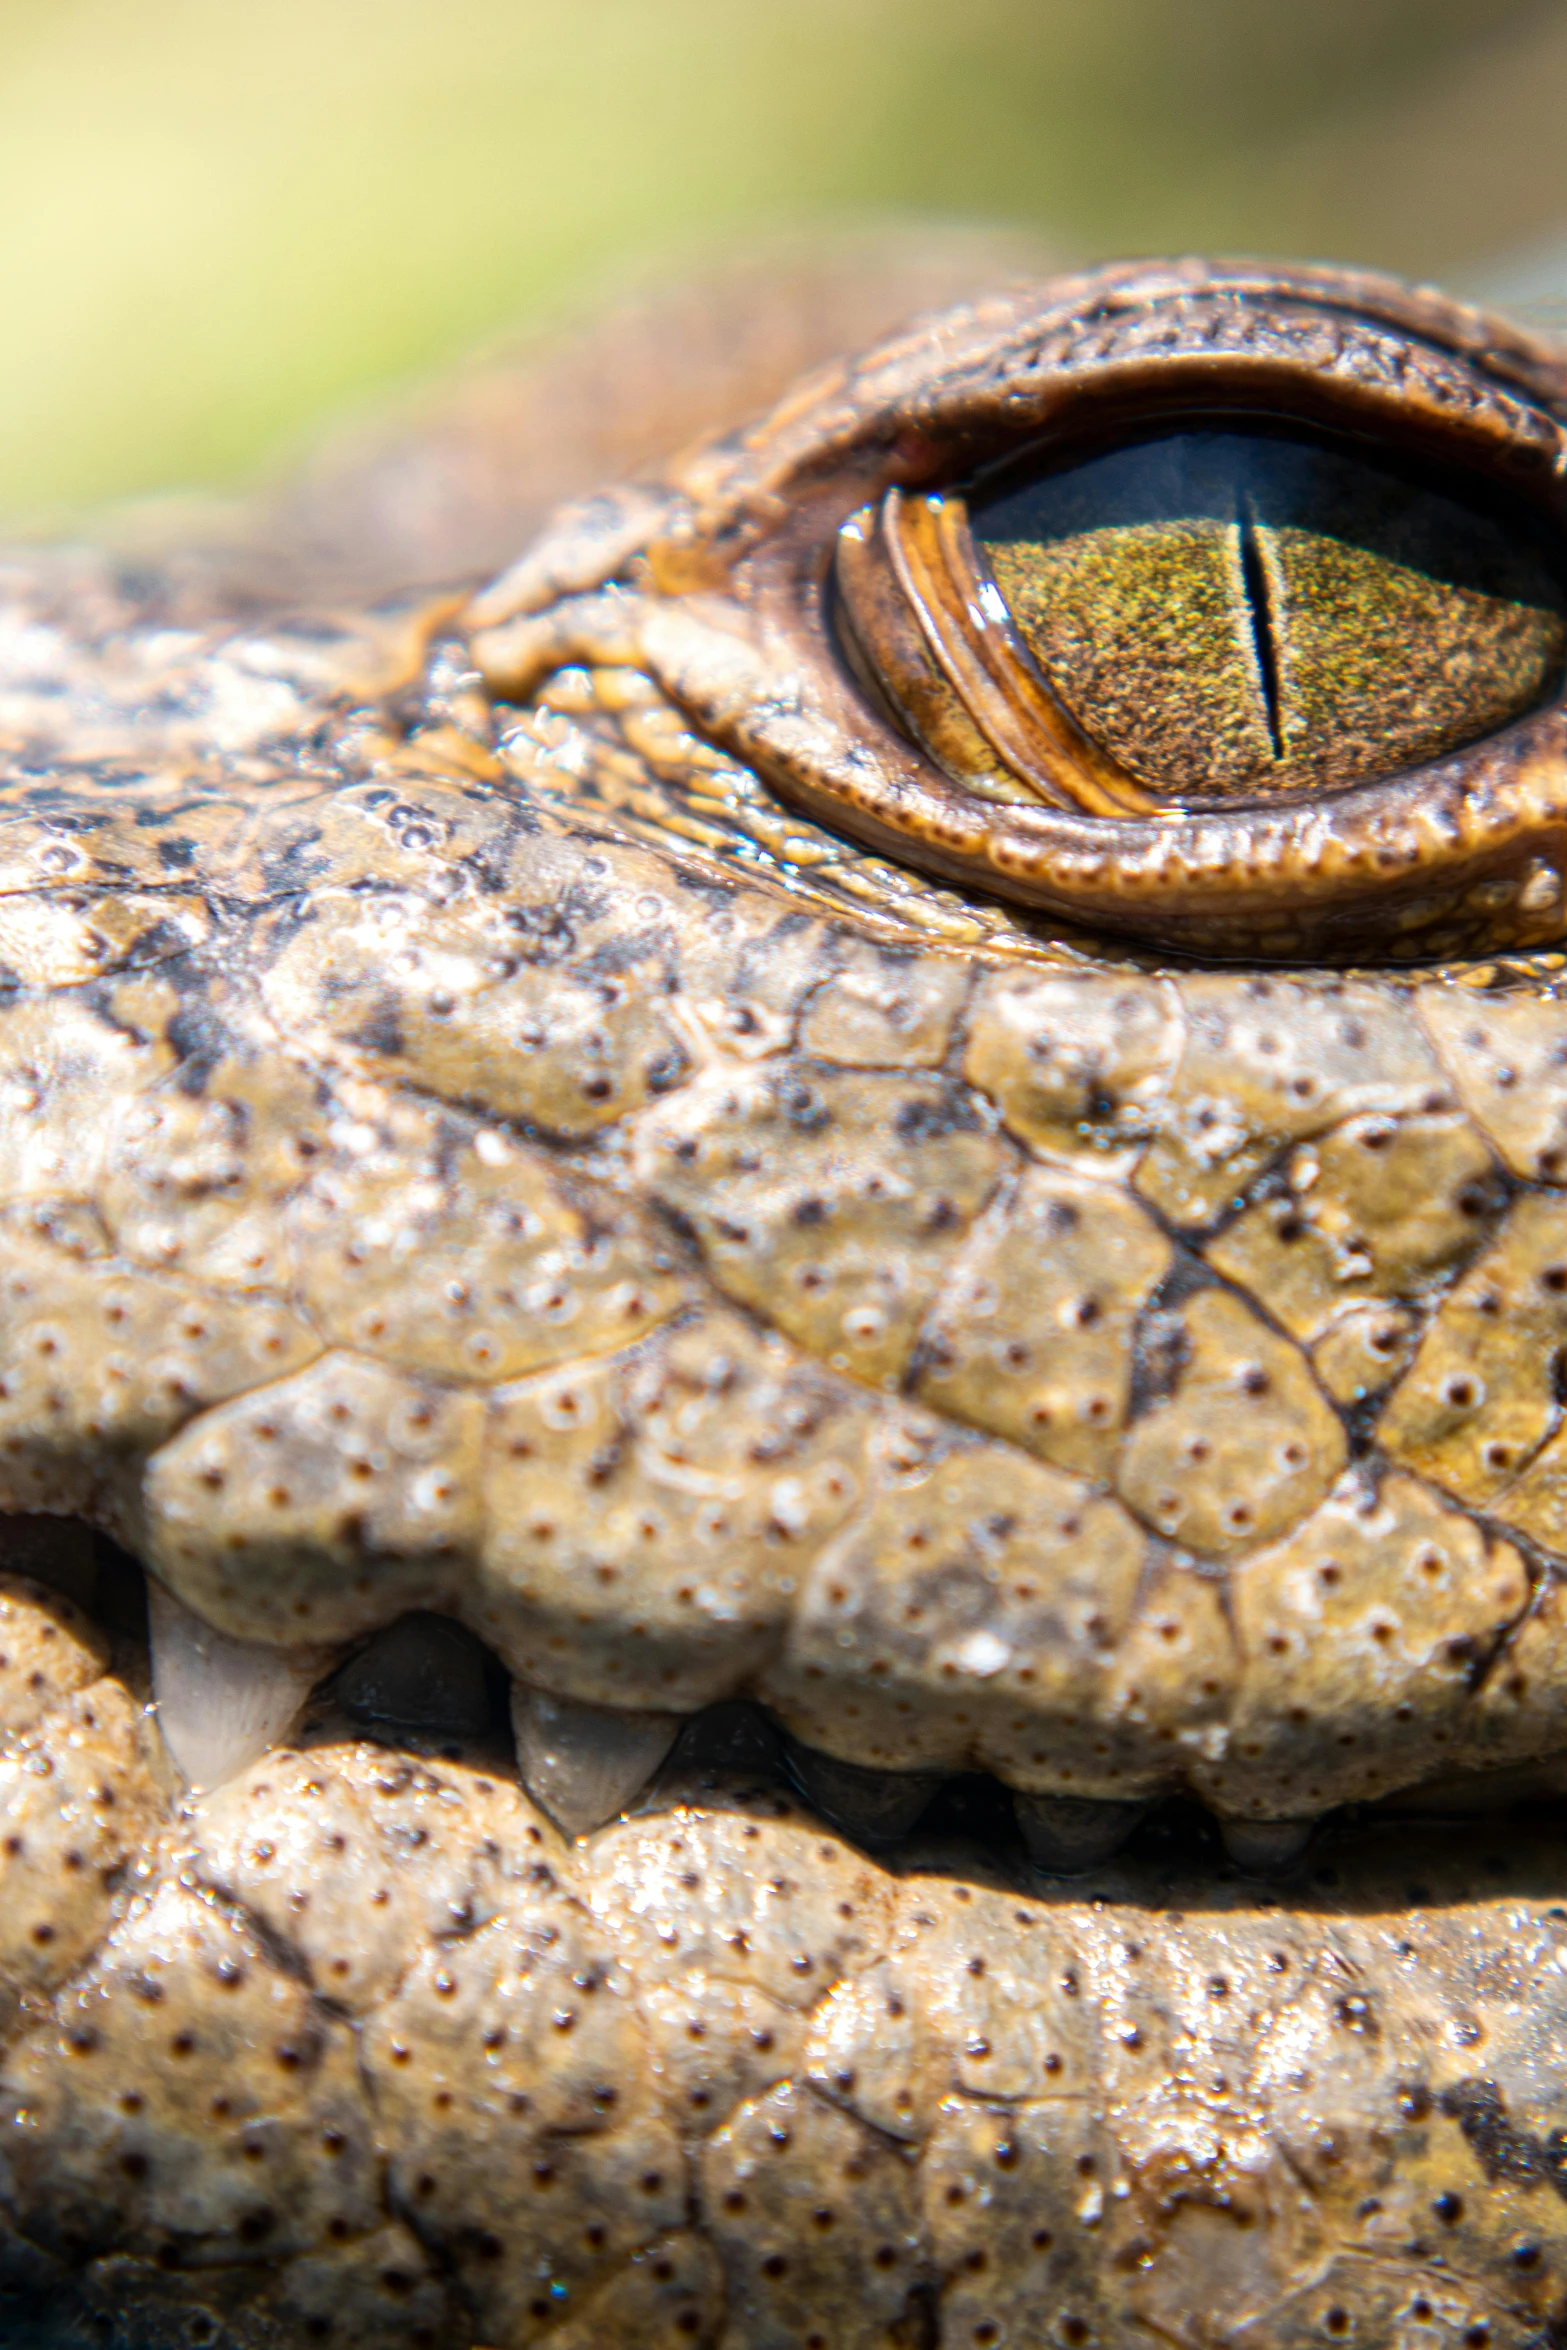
[471,259,1567,961]
[838,429,1567,816]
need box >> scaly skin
[8,258,1567,2344]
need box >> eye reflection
[975,429,1567,800]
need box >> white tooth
[511,1685,682,1837]
[1220,1816,1315,1875]
[1016,1793,1146,1874]
[786,1744,942,1846]
[148,1580,323,1792]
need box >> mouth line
[15,1514,1567,1899]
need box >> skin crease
[12,257,1567,2347]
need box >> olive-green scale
[973,428,1567,801]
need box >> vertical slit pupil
[970,423,1567,801]
[1237,497,1284,762]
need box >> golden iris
[971,428,1567,801]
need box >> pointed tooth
[337,1613,492,1739]
[511,1686,682,1836]
[1220,1816,1315,1875]
[1016,1792,1146,1875]
[148,1580,323,1792]
[786,1742,942,1847]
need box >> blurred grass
[1,0,1566,513]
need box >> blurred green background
[5,0,1567,518]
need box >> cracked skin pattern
[10,257,1567,2340]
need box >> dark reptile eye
[836,427,1567,816]
[471,260,1567,961]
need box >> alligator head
[6,258,1567,2347]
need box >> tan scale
[251,772,538,913]
[1206,1112,1504,1346]
[194,1741,555,2016]
[919,2096,1119,2350]
[285,1106,687,1382]
[916,1159,1173,1479]
[643,1971,810,2140]
[1116,1287,1347,1558]
[960,968,1183,1173]
[362,1907,689,2348]
[539,2234,723,2350]
[476,1313,870,1711]
[2,1875,385,2268]
[586,1802,893,2013]
[0,891,211,992]
[1312,1299,1425,1407]
[0,1669,163,2030]
[886,1872,1102,2106]
[99,1037,334,1292]
[698,2079,925,2350]
[0,994,175,1208]
[802,1962,926,2142]
[143,1351,485,1643]
[0,1688,151,1981]
[1484,1419,1567,1566]
[1209,1470,1532,1817]
[1134,978,1447,1232]
[760,1418,1158,1789]
[627,883,851,1065]
[0,787,254,902]
[1447,1571,1567,1779]
[0,1565,107,1731]
[1379,1189,1567,1505]
[0,1206,320,1518]
[1096,1555,1239,1787]
[635,1061,1010,1388]
[258,882,691,1143]
[796,936,972,1069]
[1422,982,1567,1181]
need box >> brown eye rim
[836,484,1168,820]
[470,258,1567,964]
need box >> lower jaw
[5,1543,1567,2349]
